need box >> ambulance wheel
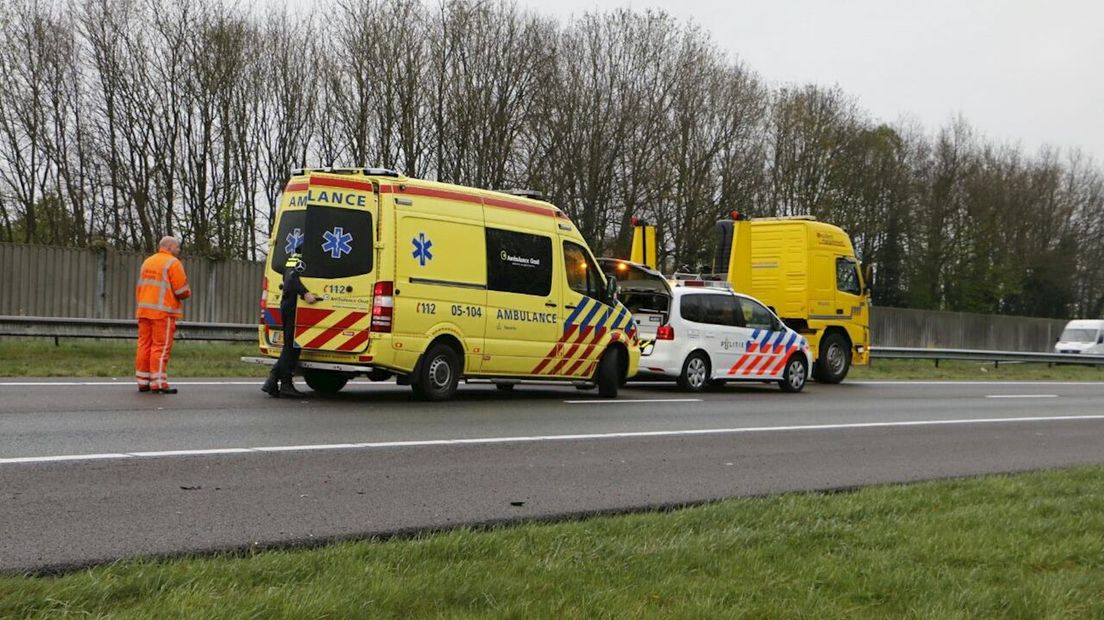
[412,344,460,401]
[596,348,620,398]
[778,355,808,393]
[303,369,348,394]
[677,351,711,392]
[814,332,851,384]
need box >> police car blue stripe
[750,329,761,340]
[772,331,787,348]
[758,331,773,347]
[784,332,797,349]
[564,297,591,327]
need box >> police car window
[563,241,602,298]
[680,294,705,323]
[709,295,743,327]
[486,228,552,296]
[738,297,776,330]
[300,206,373,278]
[270,210,306,272]
[836,258,860,295]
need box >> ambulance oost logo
[322,227,353,259]
[412,232,433,266]
[284,228,304,254]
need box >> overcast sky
[520,0,1104,163]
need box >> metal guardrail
[3,317,1103,367]
[871,346,1104,366]
[0,315,255,343]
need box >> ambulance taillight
[371,281,394,333]
[259,277,268,321]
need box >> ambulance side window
[486,228,552,296]
[563,241,603,299]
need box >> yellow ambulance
[251,167,639,400]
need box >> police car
[634,279,812,393]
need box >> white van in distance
[1054,319,1104,355]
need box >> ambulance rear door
[294,183,378,354]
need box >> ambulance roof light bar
[496,188,545,200]
[289,166,400,177]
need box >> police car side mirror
[604,276,618,303]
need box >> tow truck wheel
[412,344,460,401]
[596,348,620,398]
[778,355,808,393]
[814,332,851,384]
[303,369,349,394]
[677,352,711,392]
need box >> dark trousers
[271,306,300,381]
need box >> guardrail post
[206,259,217,323]
[94,247,107,319]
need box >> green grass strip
[3,466,1104,618]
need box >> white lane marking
[563,398,703,404]
[3,379,1104,388]
[985,394,1059,399]
[848,381,1104,386]
[4,414,1104,466]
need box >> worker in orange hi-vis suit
[135,236,191,394]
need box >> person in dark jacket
[262,245,319,397]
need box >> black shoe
[138,386,151,393]
[158,387,178,394]
[262,377,280,398]
[279,381,305,397]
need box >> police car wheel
[677,352,710,392]
[413,344,460,401]
[596,348,620,398]
[779,355,808,393]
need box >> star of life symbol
[412,232,433,266]
[284,228,304,254]
[321,227,353,259]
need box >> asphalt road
[3,378,1104,574]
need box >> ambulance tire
[412,344,461,401]
[814,332,851,384]
[677,351,711,392]
[778,354,808,393]
[596,348,620,398]
[303,369,348,394]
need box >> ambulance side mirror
[604,276,618,303]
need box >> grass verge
[2,339,1102,381]
[3,466,1104,618]
[0,339,268,377]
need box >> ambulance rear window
[301,205,374,278]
